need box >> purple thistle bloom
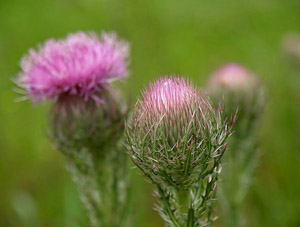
[137,77,210,144]
[283,33,300,63]
[207,64,259,91]
[207,63,265,134]
[17,31,130,103]
[15,32,131,227]
[139,77,197,123]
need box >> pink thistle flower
[136,77,209,144]
[283,33,300,63]
[207,64,259,91]
[126,76,231,189]
[139,77,197,122]
[17,31,130,103]
[207,63,265,134]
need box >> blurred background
[0,0,300,226]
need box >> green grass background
[0,0,300,226]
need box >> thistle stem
[157,185,183,227]
[220,136,258,227]
[66,150,102,227]
[228,205,239,227]
[65,145,130,227]
[156,167,220,227]
[187,207,195,227]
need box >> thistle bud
[207,64,265,135]
[207,65,266,227]
[126,76,232,189]
[283,33,300,64]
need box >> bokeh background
[1,0,300,226]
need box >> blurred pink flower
[17,31,130,103]
[207,64,259,91]
[283,33,300,62]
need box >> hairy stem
[65,145,131,227]
[66,149,102,227]
[187,207,195,227]
[219,135,258,227]
[157,185,183,227]
[156,166,221,227]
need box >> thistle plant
[16,31,131,227]
[207,64,265,227]
[126,77,233,227]
[283,33,300,64]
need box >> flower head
[207,64,259,92]
[17,31,130,103]
[15,31,130,153]
[283,33,300,63]
[126,76,232,189]
[138,77,198,141]
[207,64,265,136]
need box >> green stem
[228,205,239,227]
[109,148,131,227]
[65,145,131,227]
[187,207,195,227]
[220,135,258,227]
[66,152,102,227]
[157,186,182,227]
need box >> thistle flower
[207,64,264,135]
[126,76,232,189]
[16,31,130,152]
[17,31,129,103]
[207,64,259,92]
[207,64,266,227]
[15,31,131,227]
[283,33,300,63]
[126,76,232,226]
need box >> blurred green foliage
[0,0,299,226]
